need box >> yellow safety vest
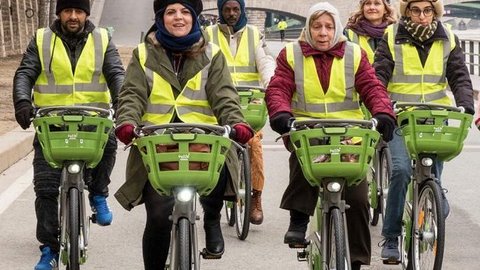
[346,29,375,64]
[385,24,455,105]
[285,41,364,119]
[34,28,110,108]
[278,21,288,30]
[206,24,260,86]
[138,42,221,125]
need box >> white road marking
[0,168,33,215]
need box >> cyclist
[373,0,475,262]
[277,18,288,42]
[205,0,276,225]
[344,0,396,64]
[113,0,253,269]
[12,0,124,269]
[265,2,395,270]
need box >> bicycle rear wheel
[413,180,445,269]
[235,147,251,240]
[326,208,347,270]
[177,218,192,270]
[68,188,80,270]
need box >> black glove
[14,100,34,130]
[373,113,396,142]
[269,112,293,135]
[463,106,475,115]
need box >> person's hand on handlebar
[115,123,136,145]
[232,123,254,144]
[270,112,293,135]
[14,100,34,130]
[373,113,396,142]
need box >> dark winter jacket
[13,20,125,110]
[266,40,395,120]
[373,21,474,114]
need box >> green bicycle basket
[135,132,232,196]
[397,109,472,161]
[239,89,267,131]
[290,125,379,187]
[33,114,113,169]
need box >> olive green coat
[115,31,247,211]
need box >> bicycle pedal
[297,250,308,261]
[288,241,309,249]
[200,248,223,260]
[382,258,401,265]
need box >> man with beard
[12,0,124,269]
[205,0,276,225]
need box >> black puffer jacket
[13,20,125,110]
[374,21,474,114]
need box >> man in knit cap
[205,0,276,226]
[13,0,124,269]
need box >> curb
[0,128,34,173]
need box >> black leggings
[142,169,227,270]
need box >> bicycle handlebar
[35,105,113,119]
[289,118,378,131]
[235,85,266,92]
[393,102,465,113]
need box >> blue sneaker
[90,195,113,226]
[380,237,400,261]
[34,246,58,270]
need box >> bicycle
[288,118,380,270]
[390,102,472,269]
[133,123,248,269]
[33,106,114,270]
[223,85,266,240]
[368,138,392,226]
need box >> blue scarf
[155,4,202,52]
[217,0,247,32]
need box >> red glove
[476,117,480,131]
[233,123,254,144]
[115,123,135,145]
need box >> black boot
[201,197,224,257]
[284,209,309,247]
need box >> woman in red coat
[265,2,395,269]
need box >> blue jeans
[381,128,443,238]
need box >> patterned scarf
[403,17,438,42]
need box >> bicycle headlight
[176,188,195,202]
[67,163,81,174]
[421,157,433,167]
[326,182,342,193]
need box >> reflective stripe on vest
[138,42,220,125]
[347,29,375,64]
[386,24,455,105]
[286,41,364,119]
[206,24,260,86]
[34,28,110,108]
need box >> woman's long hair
[347,0,397,27]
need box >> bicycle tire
[412,180,445,270]
[224,201,235,227]
[327,208,347,270]
[68,188,80,270]
[177,218,192,270]
[235,147,251,240]
[376,146,392,226]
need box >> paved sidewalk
[0,128,34,173]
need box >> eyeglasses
[408,7,435,17]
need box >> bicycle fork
[59,161,89,266]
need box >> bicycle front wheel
[177,218,192,270]
[413,180,445,270]
[68,188,80,270]
[235,147,251,240]
[378,146,392,225]
[326,208,347,270]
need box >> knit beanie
[55,0,90,15]
[217,0,247,31]
[154,0,203,15]
[399,0,444,18]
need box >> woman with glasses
[374,0,475,262]
[345,0,396,64]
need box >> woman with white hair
[374,0,474,262]
[266,2,396,269]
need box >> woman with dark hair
[345,0,396,63]
[114,0,253,268]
